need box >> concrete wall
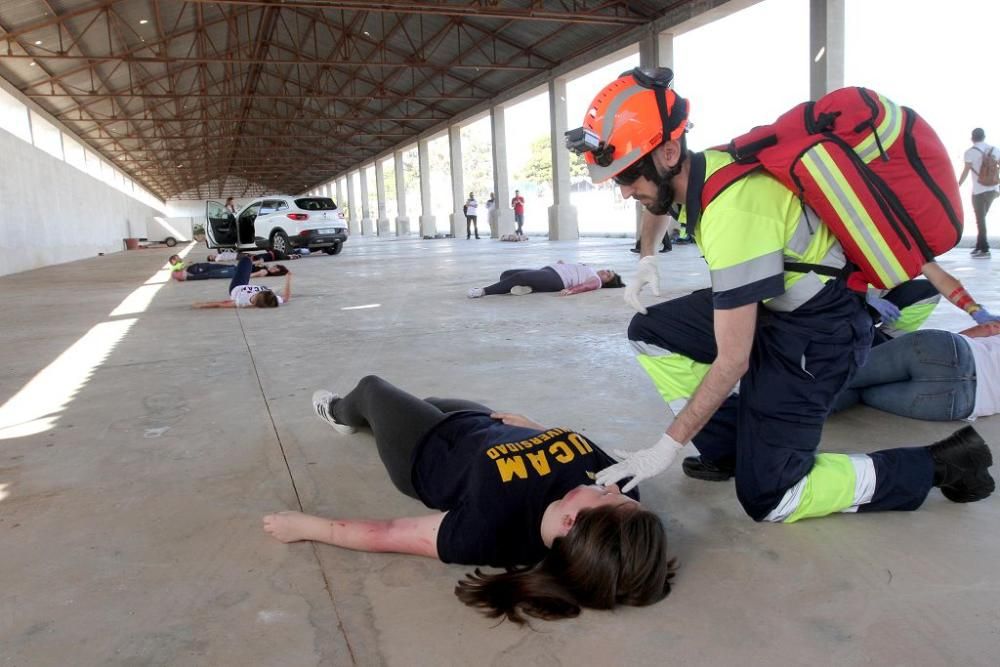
[0,127,164,277]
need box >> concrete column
[635,31,676,237]
[449,125,467,239]
[417,137,436,238]
[491,106,515,237]
[810,0,845,99]
[346,172,359,235]
[359,167,374,235]
[548,77,578,241]
[336,178,344,209]
[394,150,410,236]
[375,160,390,236]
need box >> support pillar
[336,178,344,210]
[491,106,515,237]
[360,167,374,235]
[394,150,410,236]
[417,137,437,238]
[810,0,845,99]
[636,31,675,237]
[548,77,578,240]
[449,125,467,239]
[375,160,390,236]
[346,172,360,235]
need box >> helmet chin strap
[645,140,687,216]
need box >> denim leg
[227,256,253,294]
[848,330,977,420]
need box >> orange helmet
[574,68,689,183]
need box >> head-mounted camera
[564,127,615,167]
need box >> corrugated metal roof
[0,0,702,199]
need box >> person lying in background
[192,256,291,309]
[467,261,624,298]
[170,255,288,281]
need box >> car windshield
[295,198,338,211]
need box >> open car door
[205,200,236,248]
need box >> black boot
[928,426,995,503]
[682,456,735,482]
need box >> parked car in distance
[205,196,349,255]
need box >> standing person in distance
[511,189,526,236]
[958,127,999,258]
[464,192,480,239]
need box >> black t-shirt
[410,412,638,567]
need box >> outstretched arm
[262,511,444,558]
[559,276,602,296]
[922,261,999,323]
[282,273,293,303]
[192,300,236,309]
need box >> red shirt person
[511,190,526,236]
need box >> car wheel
[324,241,343,255]
[164,237,178,247]
[271,231,290,255]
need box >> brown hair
[267,264,289,276]
[602,272,625,289]
[254,291,280,308]
[454,505,674,625]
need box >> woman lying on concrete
[467,261,624,298]
[262,375,674,624]
[833,321,1000,421]
[169,255,288,282]
[192,256,290,309]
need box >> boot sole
[941,443,995,503]
[682,458,734,482]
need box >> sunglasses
[612,156,650,186]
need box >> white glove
[624,255,661,315]
[595,433,686,493]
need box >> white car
[205,196,349,256]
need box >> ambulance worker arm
[667,302,756,443]
[263,512,445,558]
[922,262,999,323]
[596,303,757,491]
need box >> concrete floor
[1,235,998,666]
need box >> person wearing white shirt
[958,127,999,258]
[192,256,291,309]
[463,192,480,240]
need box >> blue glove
[866,294,901,324]
[972,306,1000,325]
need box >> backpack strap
[698,157,855,282]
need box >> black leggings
[483,267,564,295]
[228,256,253,294]
[331,375,492,498]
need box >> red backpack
[698,87,963,290]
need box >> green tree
[516,134,588,188]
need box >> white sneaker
[972,250,991,259]
[509,285,533,296]
[467,287,485,298]
[312,390,356,434]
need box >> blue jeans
[185,263,236,280]
[833,329,976,420]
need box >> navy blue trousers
[628,282,935,520]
